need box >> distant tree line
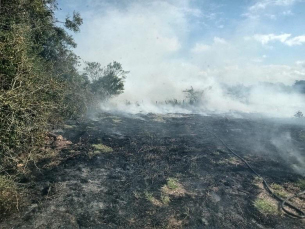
[0,0,126,174]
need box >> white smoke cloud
[64,0,305,117]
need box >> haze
[57,0,305,117]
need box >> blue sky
[57,0,305,64]
[55,0,305,103]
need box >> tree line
[0,0,126,179]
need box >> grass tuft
[0,176,19,218]
[144,191,162,206]
[254,198,278,215]
[270,183,288,198]
[166,178,179,190]
[161,194,170,205]
[92,144,113,153]
[144,191,154,202]
[88,144,113,159]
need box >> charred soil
[1,113,305,228]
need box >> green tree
[84,61,128,100]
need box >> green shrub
[0,0,91,171]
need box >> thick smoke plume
[59,0,305,117]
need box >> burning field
[1,112,305,228]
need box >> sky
[56,0,305,115]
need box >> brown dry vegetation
[0,0,127,219]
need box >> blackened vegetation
[1,113,304,228]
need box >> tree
[84,61,128,100]
[83,62,103,82]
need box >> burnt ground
[1,112,305,228]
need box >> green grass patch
[166,178,179,190]
[270,183,288,198]
[271,183,282,190]
[254,198,278,215]
[144,191,154,202]
[92,144,113,153]
[161,194,170,205]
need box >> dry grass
[166,178,179,190]
[162,178,186,197]
[217,157,240,166]
[0,176,20,218]
[253,177,280,215]
[167,216,183,228]
[92,144,113,153]
[270,183,289,199]
[144,191,162,207]
[254,198,278,215]
[88,144,113,159]
[161,194,171,205]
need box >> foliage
[83,62,103,82]
[0,176,19,218]
[84,61,128,100]
[0,0,92,172]
[0,0,127,220]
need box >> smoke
[271,132,305,175]
[58,0,305,117]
